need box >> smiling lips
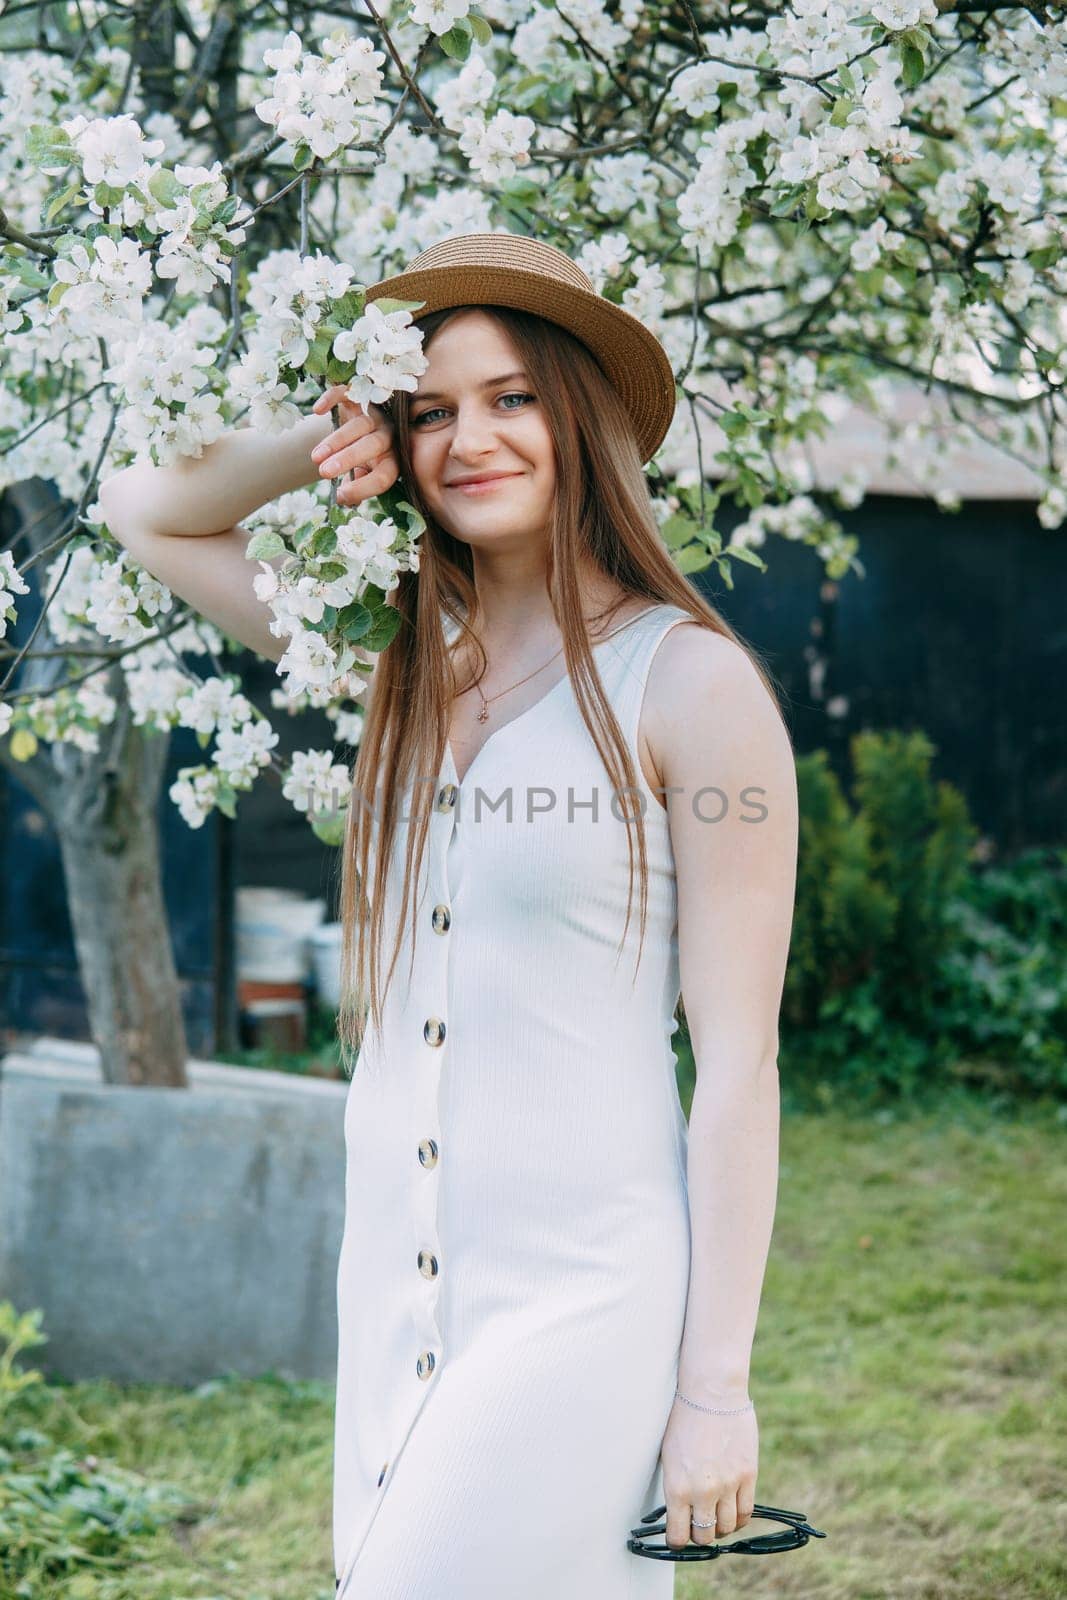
[447,472,523,494]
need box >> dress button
[431,903,451,934]
[417,1249,439,1278]
[417,1350,436,1380]
[377,1461,389,1487]
[436,783,458,812]
[423,1017,446,1046]
[418,1137,439,1168]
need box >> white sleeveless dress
[333,602,694,1598]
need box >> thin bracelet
[675,1388,754,1416]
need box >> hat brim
[364,263,676,465]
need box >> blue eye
[411,392,535,427]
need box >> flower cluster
[254,29,389,163]
[246,490,425,699]
[0,550,30,640]
[168,675,281,827]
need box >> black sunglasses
[628,1501,827,1561]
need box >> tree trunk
[48,683,190,1087]
[3,481,192,1086]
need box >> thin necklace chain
[454,606,658,725]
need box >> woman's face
[406,310,557,552]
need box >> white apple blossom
[282,748,351,815]
[1,550,31,639]
[212,717,280,785]
[61,112,166,187]
[333,302,429,409]
[458,109,536,182]
[1036,482,1066,531]
[178,676,254,738]
[170,767,225,829]
[973,150,1043,215]
[850,216,905,270]
[327,705,366,745]
[84,554,175,645]
[409,0,471,36]
[588,152,660,222]
[254,29,388,160]
[576,233,632,292]
[869,0,937,28]
[433,51,496,133]
[669,62,728,120]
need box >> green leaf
[439,21,474,60]
[360,604,403,651]
[9,728,37,761]
[93,181,127,210]
[830,96,853,129]
[768,184,805,217]
[837,63,857,96]
[334,288,368,322]
[510,74,549,110]
[719,409,751,440]
[499,176,541,202]
[723,542,768,572]
[311,812,347,847]
[1027,246,1060,271]
[900,41,925,88]
[215,781,238,820]
[148,168,183,208]
[659,511,697,550]
[215,195,240,225]
[245,530,288,561]
[4,253,50,291]
[336,601,372,643]
[292,142,315,172]
[803,187,826,221]
[307,524,338,558]
[713,557,735,591]
[44,182,80,224]
[675,546,712,575]
[305,330,333,377]
[393,499,427,540]
[25,123,76,173]
[370,296,427,315]
[469,11,492,44]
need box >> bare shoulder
[642,618,795,797]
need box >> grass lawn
[5,1095,1064,1599]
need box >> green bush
[932,846,1067,1095]
[0,1302,191,1596]
[778,730,1065,1103]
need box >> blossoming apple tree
[1,0,1064,1082]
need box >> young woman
[101,231,798,1599]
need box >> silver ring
[691,1515,717,1529]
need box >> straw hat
[364,232,677,464]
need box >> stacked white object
[236,888,326,985]
[308,923,345,1010]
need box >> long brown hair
[335,305,787,1077]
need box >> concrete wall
[0,1039,349,1385]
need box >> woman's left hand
[659,1395,759,1550]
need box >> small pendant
[476,704,490,723]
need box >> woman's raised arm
[97,392,398,661]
